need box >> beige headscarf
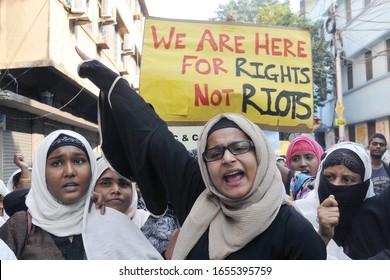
[172,113,293,259]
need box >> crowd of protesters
[0,48,389,260]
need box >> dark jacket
[346,187,390,259]
[187,205,326,260]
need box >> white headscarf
[25,130,96,237]
[294,141,375,260]
[95,157,150,228]
[172,113,293,259]
[0,238,17,260]
[0,179,9,197]
[6,167,33,192]
[84,206,162,260]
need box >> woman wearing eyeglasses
[76,47,326,260]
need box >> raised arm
[76,47,203,223]
[13,153,31,189]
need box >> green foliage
[210,0,271,22]
[211,0,335,111]
[257,0,307,26]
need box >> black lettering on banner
[182,135,189,141]
[235,58,311,84]
[264,64,277,82]
[242,84,311,120]
[236,57,264,78]
[299,67,310,84]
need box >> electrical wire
[0,0,49,84]
[5,86,85,121]
[0,0,95,122]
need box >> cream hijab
[172,113,293,259]
[95,157,150,228]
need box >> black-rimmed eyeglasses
[202,140,255,162]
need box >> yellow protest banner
[140,17,313,132]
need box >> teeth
[224,171,241,180]
[225,171,239,176]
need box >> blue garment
[371,163,390,195]
[288,170,315,200]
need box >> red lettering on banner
[182,56,227,75]
[151,25,186,49]
[196,29,246,54]
[194,84,234,106]
[297,41,307,58]
[255,33,308,57]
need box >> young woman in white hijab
[294,141,375,260]
[95,157,179,255]
[76,47,327,260]
[95,157,150,227]
[0,129,162,260]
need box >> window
[347,61,353,90]
[365,51,373,81]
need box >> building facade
[302,0,390,149]
[0,0,147,182]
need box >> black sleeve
[78,60,204,223]
[283,206,327,259]
[347,189,390,259]
[368,248,390,260]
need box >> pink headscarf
[286,136,324,169]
